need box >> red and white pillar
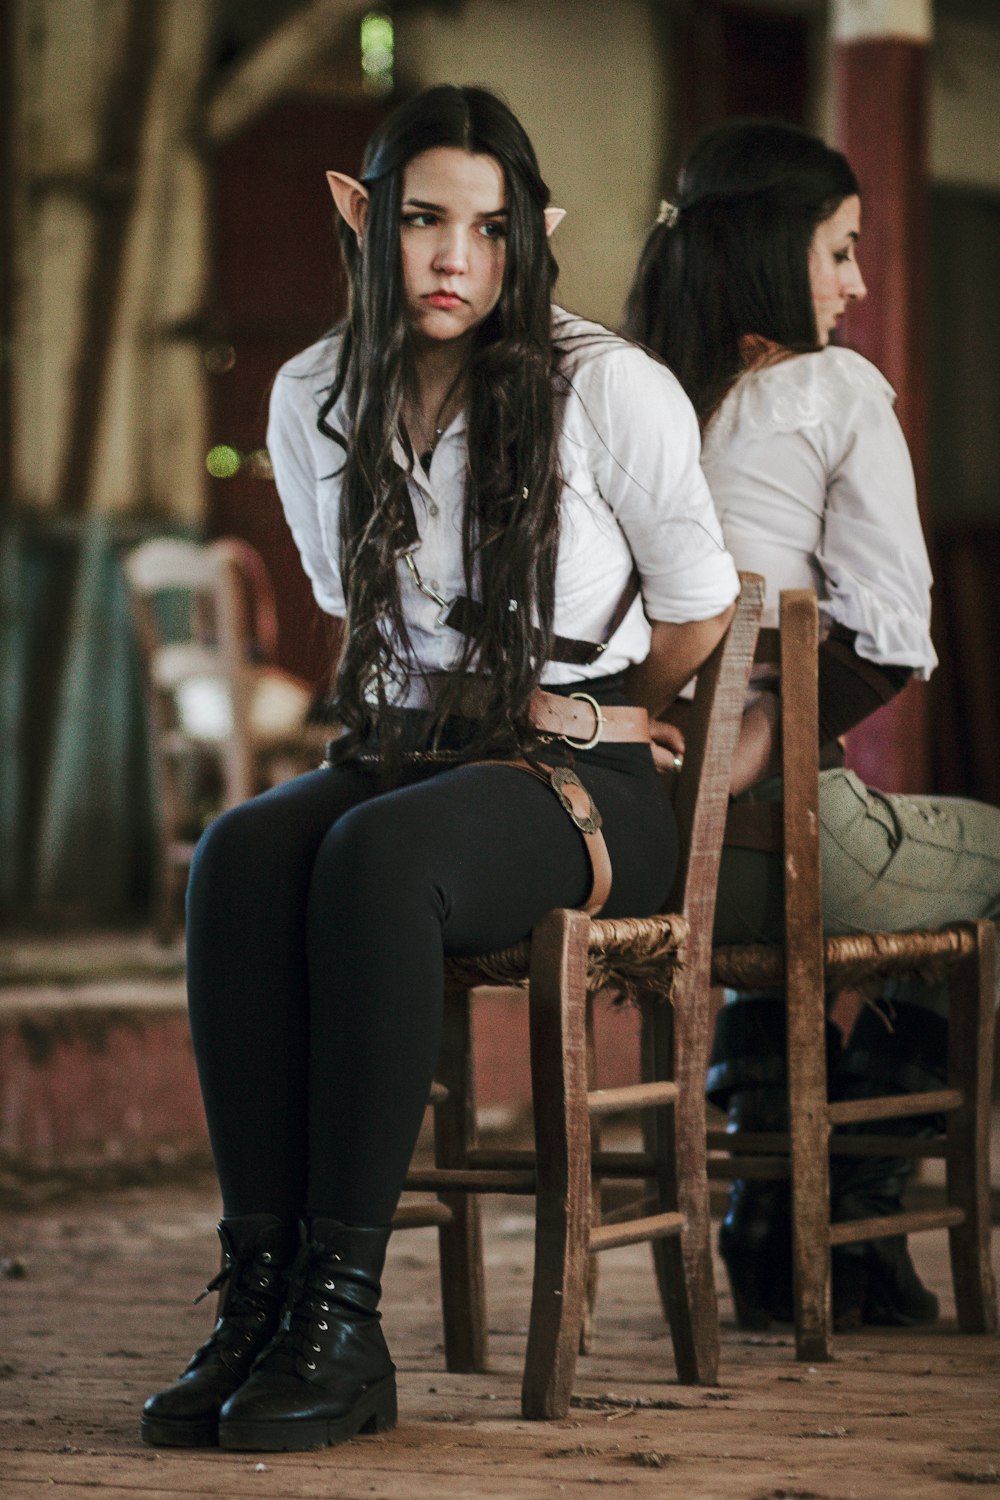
[832,0,933,793]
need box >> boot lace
[190,1244,284,1363]
[251,1234,350,1376]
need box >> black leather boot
[218,1217,396,1452]
[709,998,843,1330]
[718,1086,793,1329]
[831,1001,946,1330]
[141,1214,298,1447]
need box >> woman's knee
[188,798,276,904]
[310,794,441,919]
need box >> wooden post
[832,0,932,794]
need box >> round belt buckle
[549,765,603,835]
[560,691,606,751]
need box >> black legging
[186,730,676,1228]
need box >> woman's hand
[650,718,686,775]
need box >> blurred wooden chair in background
[711,588,997,1361]
[124,536,328,941]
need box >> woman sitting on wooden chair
[624,119,1000,1332]
[141,85,740,1454]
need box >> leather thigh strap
[478,758,612,918]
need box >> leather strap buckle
[549,765,603,835]
[560,691,606,751]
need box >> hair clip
[656,198,679,228]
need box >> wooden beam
[205,0,362,146]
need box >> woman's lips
[425,292,464,308]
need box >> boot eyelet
[318,1320,328,1331]
[257,1312,266,1322]
[306,1360,316,1371]
[320,1301,329,1312]
[324,1279,336,1290]
[261,1252,272,1263]
[311,1342,321,1352]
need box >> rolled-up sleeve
[583,346,740,621]
[816,388,937,678]
[267,366,345,617]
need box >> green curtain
[0,514,191,922]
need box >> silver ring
[672,753,684,772]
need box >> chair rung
[829,1205,965,1247]
[590,1211,685,1252]
[405,1167,536,1194]
[707,1128,788,1154]
[392,1201,454,1228]
[587,1081,678,1116]
[708,1156,790,1180]
[707,1128,947,1160]
[828,1088,962,1127]
[829,1135,947,1159]
[469,1147,660,1177]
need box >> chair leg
[435,982,489,1372]
[645,982,719,1385]
[522,909,592,1420]
[786,969,833,1362]
[579,992,600,1357]
[946,920,998,1333]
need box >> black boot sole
[218,1373,398,1452]
[139,1413,219,1448]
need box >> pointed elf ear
[326,171,369,242]
[544,207,567,238]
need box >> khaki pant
[714,768,1000,1017]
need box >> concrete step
[0,931,644,1197]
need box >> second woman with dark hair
[625,119,1000,1333]
[141,85,740,1453]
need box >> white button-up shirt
[268,309,740,704]
[701,345,937,677]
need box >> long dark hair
[319,85,561,775]
[622,119,859,424]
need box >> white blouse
[701,345,937,679]
[268,309,739,704]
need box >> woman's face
[808,194,867,345]
[399,146,508,352]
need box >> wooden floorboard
[3,1173,1000,1499]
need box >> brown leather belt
[529,689,650,749]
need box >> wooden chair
[711,588,997,1360]
[394,574,764,1418]
[124,536,329,941]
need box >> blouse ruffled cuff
[819,579,937,680]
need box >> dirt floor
[2,1172,999,1500]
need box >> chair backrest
[123,536,278,806]
[668,572,765,942]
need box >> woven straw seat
[398,576,764,1419]
[714,924,979,995]
[446,912,689,1004]
[710,589,996,1361]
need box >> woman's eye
[402,212,436,228]
[833,248,852,264]
[480,221,507,240]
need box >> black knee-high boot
[218,1218,396,1452]
[709,998,843,1329]
[141,1215,298,1447]
[831,1001,946,1329]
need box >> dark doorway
[669,1,812,172]
[208,98,386,686]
